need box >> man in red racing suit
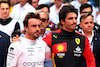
[43,5,95,67]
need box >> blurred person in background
[76,3,100,34]
[80,13,100,67]
[0,1,20,37]
[96,10,100,25]
[28,0,39,9]
[11,0,36,32]
[70,0,97,24]
[8,0,18,14]
[49,0,64,25]
[37,4,56,31]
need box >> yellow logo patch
[53,35,58,39]
[75,38,80,45]
[57,45,64,51]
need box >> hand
[11,35,21,43]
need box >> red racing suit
[43,29,95,67]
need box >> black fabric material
[51,29,85,67]
[0,31,10,67]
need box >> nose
[88,23,92,26]
[73,18,77,23]
[4,9,6,12]
[40,21,43,24]
[36,25,40,31]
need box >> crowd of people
[0,0,100,67]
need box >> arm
[83,37,96,67]
[43,32,53,67]
[44,40,53,67]
[45,43,52,60]
[43,32,52,47]
[6,42,20,67]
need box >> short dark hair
[80,3,93,13]
[23,12,40,27]
[80,13,93,22]
[37,4,50,12]
[59,5,78,26]
[0,1,10,7]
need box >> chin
[34,36,39,39]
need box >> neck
[1,16,10,20]
[40,29,45,37]
[21,3,27,7]
[62,28,75,33]
[83,31,92,38]
[24,33,36,40]
[56,4,61,10]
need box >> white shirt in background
[11,3,36,31]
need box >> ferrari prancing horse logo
[75,38,80,45]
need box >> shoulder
[52,29,61,33]
[75,31,86,37]
[0,31,10,38]
[13,3,20,8]
[95,33,100,37]
[10,18,18,23]
[25,3,36,11]
[37,39,47,44]
[9,41,21,49]
[50,4,56,9]
[10,40,24,49]
[36,39,47,47]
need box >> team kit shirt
[0,18,20,36]
[6,37,51,67]
[43,29,95,67]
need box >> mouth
[72,23,76,26]
[35,32,40,35]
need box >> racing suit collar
[61,29,75,37]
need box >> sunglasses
[82,11,92,14]
[40,18,48,22]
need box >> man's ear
[24,26,27,32]
[47,20,50,26]
[60,20,65,25]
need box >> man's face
[80,15,94,33]
[61,12,77,32]
[25,18,41,39]
[31,0,38,9]
[18,0,27,6]
[0,3,10,19]
[39,12,49,30]
[81,7,92,15]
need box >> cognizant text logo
[23,61,43,67]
